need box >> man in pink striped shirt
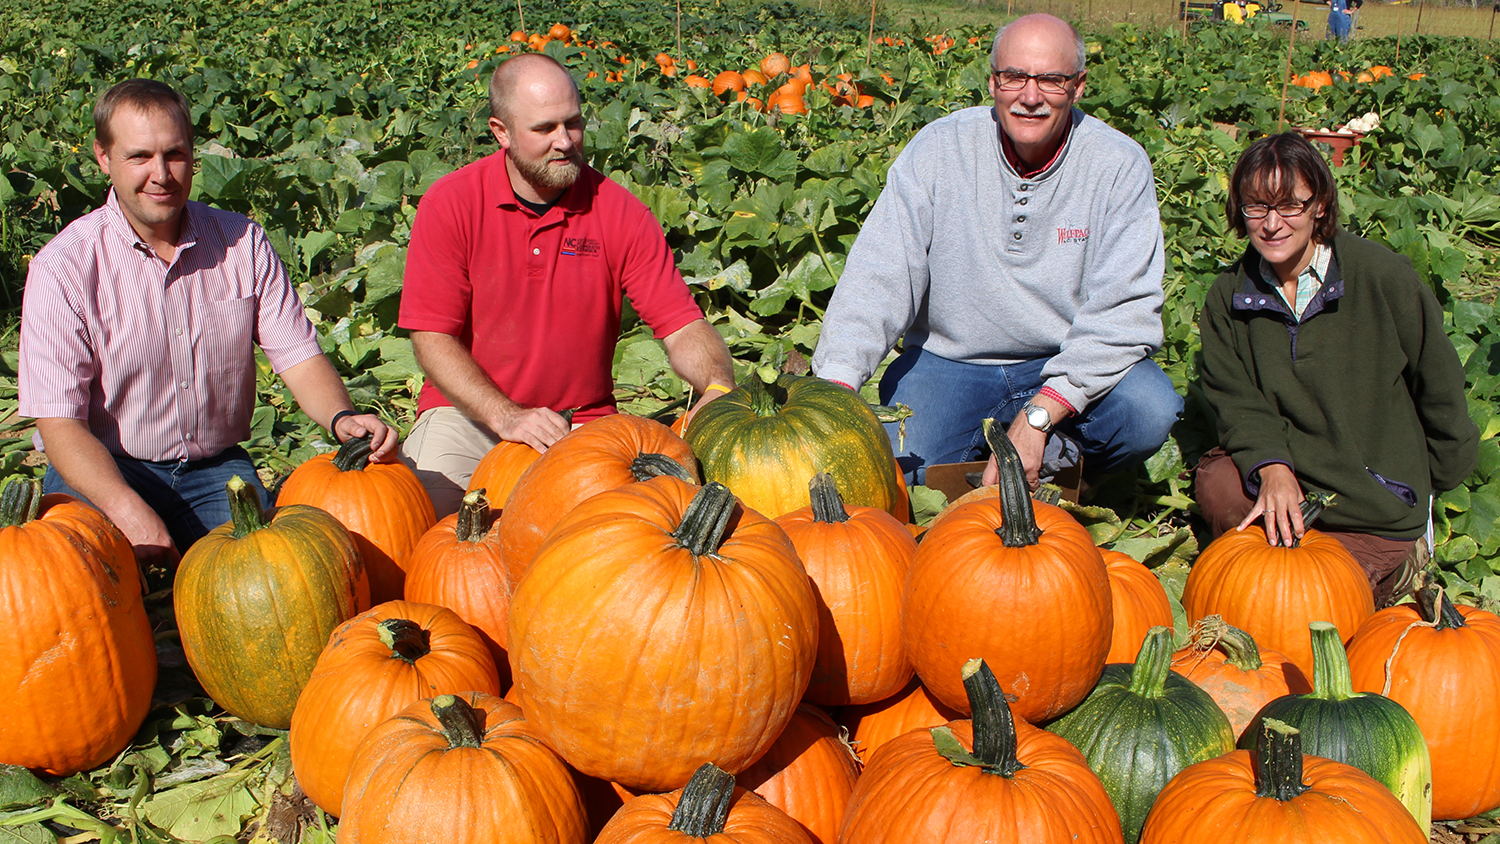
[19,79,397,569]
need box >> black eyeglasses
[1240,198,1314,219]
[991,69,1082,95]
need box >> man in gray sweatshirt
[812,13,1181,489]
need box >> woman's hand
[1238,463,1305,546]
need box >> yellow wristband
[704,383,733,395]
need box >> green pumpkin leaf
[139,769,262,841]
[930,726,985,768]
[0,823,55,844]
[0,766,54,811]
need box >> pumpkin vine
[808,472,851,523]
[671,482,737,557]
[225,475,270,539]
[930,658,1027,778]
[430,694,485,749]
[1126,626,1176,699]
[630,453,694,483]
[377,618,431,664]
[1253,719,1311,801]
[981,417,1042,548]
[331,434,376,472]
[667,763,736,837]
[454,489,494,543]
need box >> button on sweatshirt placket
[1008,183,1035,253]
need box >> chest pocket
[200,297,255,376]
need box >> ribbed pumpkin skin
[1047,629,1235,844]
[1346,600,1500,820]
[736,705,860,844]
[466,441,542,509]
[1170,622,1309,742]
[1139,749,1428,844]
[1103,551,1174,664]
[289,600,501,817]
[684,375,901,520]
[1181,527,1373,677]
[507,476,818,793]
[595,784,812,844]
[1241,624,1431,832]
[402,502,517,685]
[840,717,1123,844]
[775,491,916,706]
[175,502,368,729]
[338,693,588,844]
[0,493,157,775]
[276,451,436,604]
[901,496,1111,721]
[842,679,962,763]
[497,414,698,573]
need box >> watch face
[1026,405,1050,430]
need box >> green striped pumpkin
[1241,621,1432,832]
[684,374,901,520]
[1047,626,1235,844]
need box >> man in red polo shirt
[398,54,735,515]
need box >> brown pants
[1194,448,1420,607]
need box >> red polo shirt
[399,152,703,421]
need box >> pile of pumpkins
[3,372,1499,843]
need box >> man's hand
[981,415,1049,489]
[493,406,572,452]
[333,413,400,463]
[680,387,729,429]
[1238,462,1304,547]
[110,495,181,570]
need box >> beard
[512,150,584,191]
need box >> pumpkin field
[2,0,1500,839]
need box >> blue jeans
[43,446,271,553]
[878,349,1183,485]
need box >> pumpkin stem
[225,475,270,538]
[1415,581,1466,630]
[1126,627,1176,699]
[743,376,785,418]
[631,453,694,483]
[0,477,42,528]
[808,473,850,523]
[431,694,484,749]
[672,482,737,557]
[930,658,1027,777]
[331,434,375,472]
[1253,718,1311,801]
[454,489,494,543]
[377,618,431,664]
[981,418,1042,548]
[1307,621,1356,702]
[1289,491,1336,548]
[667,763,736,837]
[1213,621,1266,672]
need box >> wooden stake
[1414,0,1425,34]
[676,0,683,60]
[1008,0,1014,18]
[1489,0,1497,39]
[866,0,878,67]
[1276,0,1302,132]
[1395,0,1405,64]
[515,0,526,33]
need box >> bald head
[489,53,580,125]
[991,14,1086,76]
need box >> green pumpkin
[174,476,370,729]
[684,374,901,520]
[1241,620,1432,832]
[1047,626,1235,844]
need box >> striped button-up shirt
[19,191,322,462]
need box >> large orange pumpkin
[901,420,1111,721]
[1102,549,1174,664]
[497,413,698,574]
[0,479,157,775]
[1139,719,1426,844]
[403,489,518,685]
[596,763,812,844]
[466,440,542,509]
[508,477,818,793]
[277,434,436,603]
[736,704,859,844]
[842,678,962,763]
[1181,493,1373,677]
[1345,581,1500,819]
[338,693,588,844]
[774,473,916,706]
[176,475,368,729]
[289,600,500,816]
[1169,615,1309,742]
[840,659,1123,844]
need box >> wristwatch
[1021,401,1053,433]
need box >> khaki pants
[1194,448,1421,607]
[399,407,500,519]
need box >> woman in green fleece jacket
[1195,132,1478,606]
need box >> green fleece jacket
[1199,230,1478,538]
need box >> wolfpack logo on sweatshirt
[1057,227,1090,245]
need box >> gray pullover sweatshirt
[812,106,1166,413]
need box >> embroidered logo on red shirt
[1057,227,1090,245]
[561,236,602,257]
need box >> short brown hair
[1226,132,1339,243]
[94,79,193,151]
[488,53,579,123]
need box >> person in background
[19,79,397,569]
[1196,132,1477,606]
[1328,0,1354,42]
[811,13,1181,491]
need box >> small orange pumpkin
[1102,549,1173,664]
[1170,615,1310,742]
[596,763,811,844]
[467,440,541,509]
[842,678,962,763]
[736,704,859,844]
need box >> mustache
[1010,104,1053,117]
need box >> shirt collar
[1258,241,1332,294]
[495,150,594,217]
[101,188,198,256]
[998,109,1074,179]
